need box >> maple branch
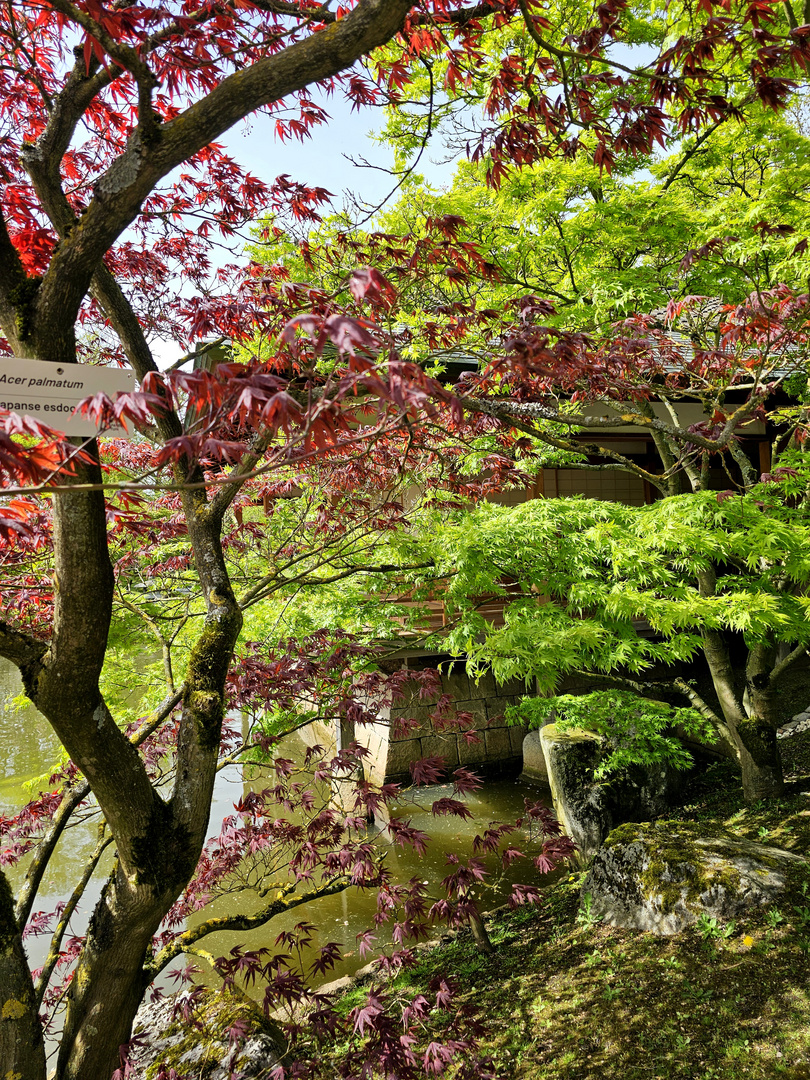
[350,55,437,228]
[233,500,412,607]
[514,0,660,83]
[15,782,90,931]
[35,0,415,338]
[412,1,502,26]
[38,0,158,125]
[457,395,669,490]
[769,643,810,685]
[783,0,799,28]
[22,52,111,191]
[208,430,275,523]
[0,211,33,354]
[88,267,161,381]
[661,121,725,192]
[460,393,760,454]
[517,0,576,126]
[4,1,54,109]
[166,338,228,372]
[0,621,48,670]
[88,264,189,450]
[673,677,738,758]
[15,684,185,929]
[146,876,352,978]
[634,399,679,491]
[570,669,677,696]
[117,591,178,692]
[247,0,335,19]
[728,436,758,487]
[34,831,115,1008]
[239,560,435,609]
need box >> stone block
[471,669,497,698]
[442,668,471,702]
[500,676,530,698]
[457,733,488,765]
[521,729,548,783]
[403,679,443,707]
[484,726,512,759]
[540,724,604,864]
[413,705,437,731]
[389,706,431,741]
[456,698,487,727]
[510,724,528,753]
[385,738,422,778]
[540,724,689,865]
[485,697,510,724]
[361,724,386,759]
[421,734,460,768]
[301,719,333,751]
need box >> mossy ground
[299,733,810,1079]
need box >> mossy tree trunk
[5,407,244,1080]
[0,873,46,1080]
[736,641,788,801]
[53,547,243,1080]
[0,5,420,1077]
[686,585,785,801]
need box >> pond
[0,659,554,997]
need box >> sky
[150,91,459,366]
[228,91,457,209]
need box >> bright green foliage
[378,458,810,790]
[371,113,810,332]
[507,690,713,778]
[414,478,810,687]
[239,31,810,797]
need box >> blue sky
[226,89,457,209]
[150,92,459,365]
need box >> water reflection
[0,661,111,906]
[192,742,555,991]
[0,658,552,998]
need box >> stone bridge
[303,655,531,790]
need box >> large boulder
[521,729,549,784]
[582,820,807,935]
[128,987,284,1079]
[540,723,685,863]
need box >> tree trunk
[737,717,785,801]
[54,863,178,1080]
[0,872,46,1080]
[696,587,785,801]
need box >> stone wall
[363,663,530,787]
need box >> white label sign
[0,357,136,437]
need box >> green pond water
[0,659,553,995]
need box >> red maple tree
[0,1,807,1078]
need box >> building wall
[544,468,647,505]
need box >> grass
[298,732,810,1079]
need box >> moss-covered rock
[540,724,687,864]
[582,820,807,935]
[129,986,283,1079]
